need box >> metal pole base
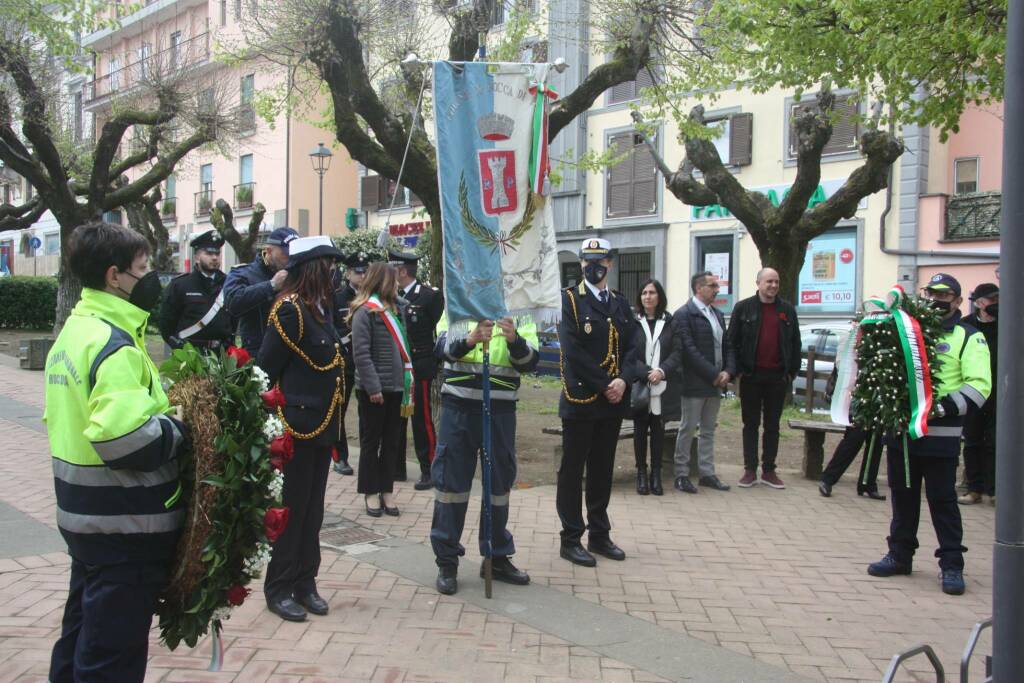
[993,541,1024,681]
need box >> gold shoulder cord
[268,295,346,440]
[559,289,621,404]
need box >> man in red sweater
[725,268,802,488]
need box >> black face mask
[583,262,608,286]
[119,270,163,311]
[983,303,998,318]
[929,299,953,314]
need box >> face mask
[119,270,163,311]
[929,299,952,314]
[584,262,607,286]
[984,303,998,318]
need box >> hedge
[0,276,58,330]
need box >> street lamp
[309,142,333,235]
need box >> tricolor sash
[364,295,415,417]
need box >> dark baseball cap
[924,272,961,297]
[969,282,999,300]
[262,227,299,248]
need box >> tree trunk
[763,240,809,306]
[53,260,82,333]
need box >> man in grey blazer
[672,271,736,493]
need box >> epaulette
[230,262,249,270]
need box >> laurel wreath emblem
[459,171,537,255]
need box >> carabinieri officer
[158,230,234,352]
[331,251,371,476]
[556,238,641,567]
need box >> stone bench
[787,419,847,479]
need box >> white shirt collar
[584,278,608,300]
[402,280,417,296]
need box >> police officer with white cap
[159,229,234,352]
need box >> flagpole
[481,337,494,598]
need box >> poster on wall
[695,233,735,312]
[704,252,730,295]
[797,229,857,314]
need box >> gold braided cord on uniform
[559,288,621,405]
[268,295,346,440]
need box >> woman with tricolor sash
[349,262,414,518]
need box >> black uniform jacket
[224,258,278,357]
[557,282,641,420]
[158,268,233,349]
[332,279,357,375]
[257,296,345,447]
[402,280,445,381]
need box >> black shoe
[436,567,458,595]
[484,557,530,585]
[674,476,698,494]
[560,542,597,567]
[267,597,307,622]
[698,475,730,491]
[380,494,399,516]
[818,480,832,497]
[295,591,329,616]
[868,553,912,577]
[636,467,649,495]
[365,500,383,518]
[587,537,626,561]
[413,471,432,491]
[333,460,353,476]
[649,469,663,496]
[858,488,886,501]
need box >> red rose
[778,312,788,322]
[269,433,294,472]
[226,584,250,606]
[264,507,290,543]
[261,386,286,409]
[226,346,252,367]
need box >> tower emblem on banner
[477,113,518,216]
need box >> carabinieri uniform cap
[387,249,419,267]
[344,250,372,274]
[579,237,614,261]
[285,236,344,269]
[190,230,224,253]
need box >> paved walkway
[0,358,995,682]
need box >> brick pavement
[0,360,995,682]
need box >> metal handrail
[881,644,945,682]
[960,618,993,683]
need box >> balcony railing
[86,32,210,103]
[236,105,256,132]
[160,197,176,220]
[945,191,1001,241]
[234,182,255,210]
[195,189,213,217]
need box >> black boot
[636,466,649,495]
[649,468,663,496]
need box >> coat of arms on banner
[479,150,518,216]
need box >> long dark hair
[636,278,667,319]
[347,262,399,325]
[278,257,335,323]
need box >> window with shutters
[701,111,753,169]
[787,93,860,161]
[607,66,656,105]
[605,131,658,220]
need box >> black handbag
[630,379,650,415]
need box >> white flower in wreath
[211,606,233,622]
[263,415,285,440]
[268,470,285,500]
[244,542,272,575]
[252,365,270,393]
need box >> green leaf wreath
[156,344,291,652]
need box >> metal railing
[85,32,210,103]
[194,189,213,217]
[236,104,256,132]
[960,618,993,683]
[881,643,945,682]
[234,182,255,210]
[945,191,1001,241]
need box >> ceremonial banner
[433,61,561,330]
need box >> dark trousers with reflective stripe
[821,426,881,492]
[50,558,168,683]
[430,398,516,568]
[886,438,966,570]
[557,417,623,544]
[397,379,437,479]
[265,439,331,602]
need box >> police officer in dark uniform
[390,249,445,489]
[223,227,299,357]
[158,230,234,352]
[556,238,641,567]
[331,250,372,476]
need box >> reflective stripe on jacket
[43,289,184,565]
[435,318,540,402]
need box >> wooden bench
[542,420,705,478]
[787,419,848,479]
